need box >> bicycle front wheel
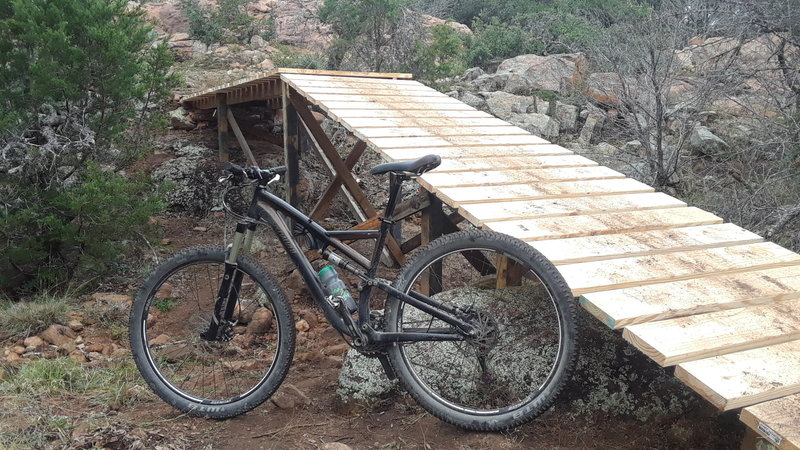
[129,246,295,418]
[385,230,577,431]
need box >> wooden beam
[310,140,367,221]
[226,109,258,166]
[281,82,300,208]
[217,93,229,162]
[420,191,445,295]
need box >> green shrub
[411,24,467,84]
[467,17,539,66]
[272,46,328,69]
[179,0,274,45]
[0,165,165,294]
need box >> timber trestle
[182,68,800,448]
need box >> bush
[0,297,68,337]
[1,165,164,294]
[0,0,175,296]
[467,17,539,66]
[411,24,467,84]
[271,46,328,70]
[180,0,274,45]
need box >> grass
[0,296,68,337]
[0,357,149,406]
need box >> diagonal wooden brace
[288,89,405,265]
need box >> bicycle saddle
[369,154,441,176]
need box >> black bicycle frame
[227,175,476,346]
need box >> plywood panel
[675,340,800,410]
[436,178,653,204]
[532,223,762,265]
[558,242,800,295]
[458,193,684,225]
[486,207,721,241]
[624,301,800,366]
[580,265,800,329]
[382,144,573,161]
[741,394,800,450]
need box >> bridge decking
[183,69,800,446]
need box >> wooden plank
[310,141,367,221]
[532,223,763,265]
[675,340,800,410]
[295,85,441,96]
[369,135,549,149]
[328,109,494,119]
[318,101,476,111]
[486,207,721,242]
[438,166,633,206]
[557,242,800,295]
[343,117,512,128]
[281,71,416,82]
[420,193,444,295]
[623,301,800,366]
[307,93,464,105]
[580,265,800,329]
[741,394,800,450]
[382,144,573,161]
[281,84,300,208]
[437,178,653,204]
[355,125,530,139]
[425,155,597,176]
[458,192,685,225]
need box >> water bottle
[318,266,357,313]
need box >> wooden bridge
[182,69,800,448]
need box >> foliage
[0,0,175,296]
[319,0,413,71]
[271,46,328,70]
[1,165,164,294]
[410,24,467,83]
[179,0,274,46]
[467,17,538,66]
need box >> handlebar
[221,162,287,185]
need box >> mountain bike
[129,154,577,431]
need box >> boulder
[460,67,484,82]
[555,102,579,132]
[690,125,728,156]
[420,14,472,36]
[482,91,535,121]
[586,72,630,106]
[274,0,332,50]
[40,324,77,347]
[459,91,488,111]
[337,349,398,403]
[579,114,606,145]
[468,73,508,92]
[513,113,560,138]
[169,107,196,130]
[151,145,221,215]
[495,53,586,95]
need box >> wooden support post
[420,191,445,295]
[281,83,300,208]
[226,109,258,166]
[217,93,229,162]
[496,255,523,288]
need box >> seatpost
[366,172,406,276]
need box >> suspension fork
[201,221,256,341]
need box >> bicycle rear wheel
[129,246,294,418]
[385,230,576,431]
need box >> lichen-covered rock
[337,349,398,403]
[689,125,728,157]
[513,112,560,138]
[495,53,587,95]
[151,145,221,215]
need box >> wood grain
[741,394,800,450]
